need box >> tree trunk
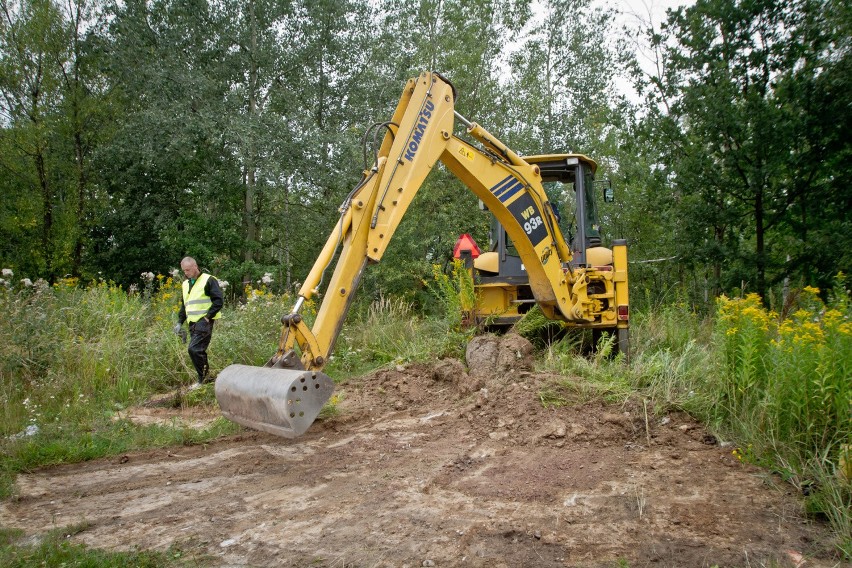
[36,150,53,279]
[242,0,258,277]
[755,188,766,298]
[69,3,87,276]
[713,225,723,299]
[72,120,86,275]
[284,184,291,290]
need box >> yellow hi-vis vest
[182,273,221,323]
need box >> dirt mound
[0,337,839,567]
[465,332,535,378]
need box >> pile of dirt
[0,333,840,567]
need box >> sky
[607,0,698,100]
[611,0,695,25]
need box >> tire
[615,327,630,363]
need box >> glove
[173,323,182,335]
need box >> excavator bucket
[215,364,335,438]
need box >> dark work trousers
[188,319,214,382]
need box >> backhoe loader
[215,72,629,438]
[458,154,629,353]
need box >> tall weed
[714,281,851,555]
[0,276,271,496]
[714,285,850,461]
[328,264,476,376]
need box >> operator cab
[477,153,613,281]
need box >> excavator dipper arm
[216,72,593,438]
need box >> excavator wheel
[215,364,334,438]
[615,327,630,363]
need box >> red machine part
[453,233,482,259]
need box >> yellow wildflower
[792,309,811,321]
[823,309,843,328]
[793,321,825,345]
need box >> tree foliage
[0,0,847,309]
[638,0,851,300]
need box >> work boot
[200,367,213,384]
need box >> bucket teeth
[215,364,334,438]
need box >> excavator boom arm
[215,71,599,438]
[285,72,588,370]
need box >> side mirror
[593,178,614,202]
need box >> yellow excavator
[215,72,629,438]
[458,153,628,340]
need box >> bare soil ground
[0,335,843,567]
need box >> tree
[0,0,68,278]
[642,0,852,299]
[90,0,241,284]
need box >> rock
[536,419,578,440]
[422,560,435,567]
[431,358,484,395]
[475,388,489,408]
[602,413,629,428]
[495,333,534,371]
[568,422,586,438]
[466,335,500,377]
[465,333,534,379]
[431,358,465,382]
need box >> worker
[174,257,223,387]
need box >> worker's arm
[204,278,223,320]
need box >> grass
[0,523,188,567]
[0,277,263,498]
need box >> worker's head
[180,257,201,279]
